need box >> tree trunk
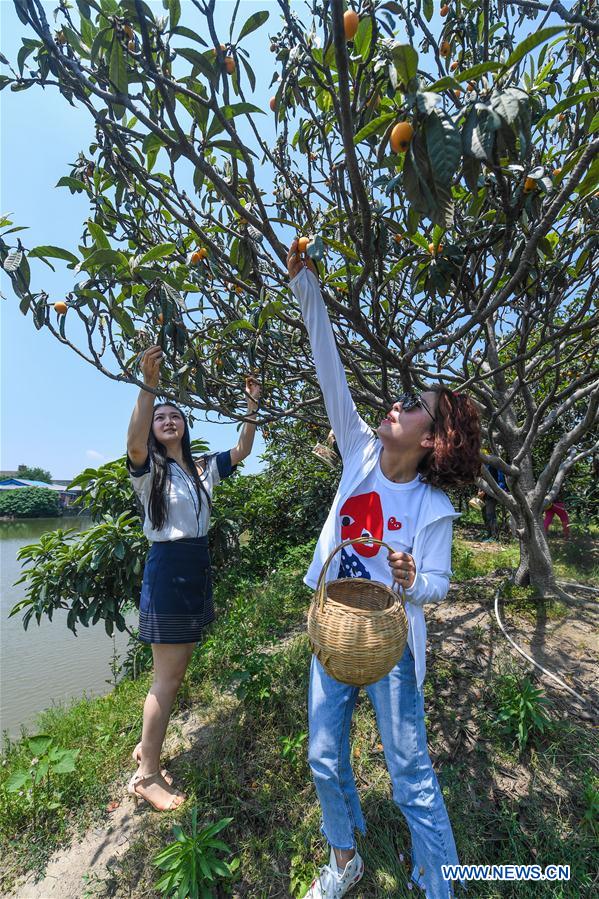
[514,514,559,596]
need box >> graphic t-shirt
[337,453,427,587]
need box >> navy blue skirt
[139,537,214,644]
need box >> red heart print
[388,517,402,531]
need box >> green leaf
[536,91,599,127]
[222,320,256,335]
[108,36,128,119]
[201,817,233,838]
[90,25,112,65]
[14,0,30,26]
[425,109,462,186]
[206,103,264,141]
[391,44,418,88]
[416,92,441,116]
[138,243,176,265]
[172,26,208,47]
[428,75,462,93]
[56,176,87,194]
[33,298,47,329]
[575,155,599,199]
[491,87,528,127]
[87,220,111,249]
[209,140,257,159]
[6,771,29,792]
[403,136,436,218]
[237,10,269,42]
[321,236,359,261]
[177,47,216,83]
[76,0,92,19]
[238,54,256,92]
[354,112,395,145]
[168,0,181,30]
[27,734,53,755]
[458,61,502,82]
[83,248,128,269]
[462,104,499,161]
[462,156,481,193]
[29,246,79,267]
[423,0,434,21]
[354,17,373,62]
[407,232,429,251]
[143,133,164,172]
[17,42,37,76]
[50,751,79,774]
[500,27,565,74]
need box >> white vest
[290,267,460,689]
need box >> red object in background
[543,501,570,538]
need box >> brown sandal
[127,769,186,811]
[132,742,173,785]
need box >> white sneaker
[302,847,364,898]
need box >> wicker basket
[308,536,408,687]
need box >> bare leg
[135,642,195,809]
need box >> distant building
[0,478,82,509]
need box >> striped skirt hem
[139,609,215,644]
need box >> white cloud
[86,449,106,461]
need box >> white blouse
[127,451,235,542]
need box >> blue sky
[1,2,566,480]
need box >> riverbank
[1,535,597,897]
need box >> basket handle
[315,536,405,612]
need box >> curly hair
[417,387,481,489]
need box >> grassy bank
[1,535,597,897]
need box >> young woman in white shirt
[126,345,260,811]
[287,241,481,899]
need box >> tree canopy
[2,0,598,593]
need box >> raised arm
[287,242,374,460]
[230,376,261,466]
[127,346,161,467]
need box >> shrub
[0,487,60,519]
[494,673,553,753]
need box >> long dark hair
[147,403,212,531]
[417,387,482,489]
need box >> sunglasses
[397,391,436,424]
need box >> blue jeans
[308,645,461,898]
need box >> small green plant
[5,734,79,822]
[580,779,598,838]
[227,650,275,704]
[153,806,239,898]
[290,851,314,899]
[120,630,154,680]
[451,542,479,581]
[494,674,552,752]
[280,731,308,769]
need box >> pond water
[1,516,136,740]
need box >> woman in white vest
[288,241,481,899]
